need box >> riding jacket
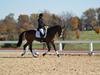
[38,18,45,29]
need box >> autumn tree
[0,13,17,40]
[43,11,52,26]
[17,14,33,33]
[30,13,38,29]
[0,20,7,40]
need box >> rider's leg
[39,30,44,42]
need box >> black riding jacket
[38,18,45,29]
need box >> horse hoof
[43,53,46,56]
[88,52,93,56]
[57,54,60,57]
[21,54,24,56]
[33,55,38,58]
[35,52,39,56]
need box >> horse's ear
[61,25,64,28]
[60,25,64,30]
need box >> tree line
[0,7,100,40]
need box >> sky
[0,0,100,19]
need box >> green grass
[62,31,100,50]
[79,31,100,40]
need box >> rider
[37,13,46,40]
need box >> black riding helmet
[39,13,43,18]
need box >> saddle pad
[35,30,47,38]
[35,31,41,38]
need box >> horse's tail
[17,31,25,47]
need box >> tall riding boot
[40,33,44,42]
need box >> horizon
[0,0,100,19]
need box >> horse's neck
[47,28,57,37]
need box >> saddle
[35,28,47,38]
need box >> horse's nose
[60,34,63,38]
[59,31,63,38]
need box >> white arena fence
[0,40,100,54]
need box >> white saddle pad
[36,31,41,38]
[35,30,47,38]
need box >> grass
[79,31,100,40]
[62,31,100,50]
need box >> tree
[60,11,73,29]
[97,8,100,25]
[30,13,38,29]
[60,12,80,49]
[43,11,52,26]
[82,8,97,30]
[17,14,33,33]
[0,20,7,40]
[0,13,18,40]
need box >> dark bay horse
[17,25,62,57]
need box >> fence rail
[0,40,100,55]
[55,40,100,52]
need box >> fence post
[89,42,93,55]
[59,42,62,51]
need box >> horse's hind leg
[21,42,28,56]
[51,41,60,57]
[43,42,51,56]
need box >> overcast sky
[0,0,100,19]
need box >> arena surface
[0,51,100,75]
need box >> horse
[17,25,62,57]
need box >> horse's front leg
[51,41,60,57]
[21,43,28,56]
[29,43,38,58]
[43,42,51,56]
